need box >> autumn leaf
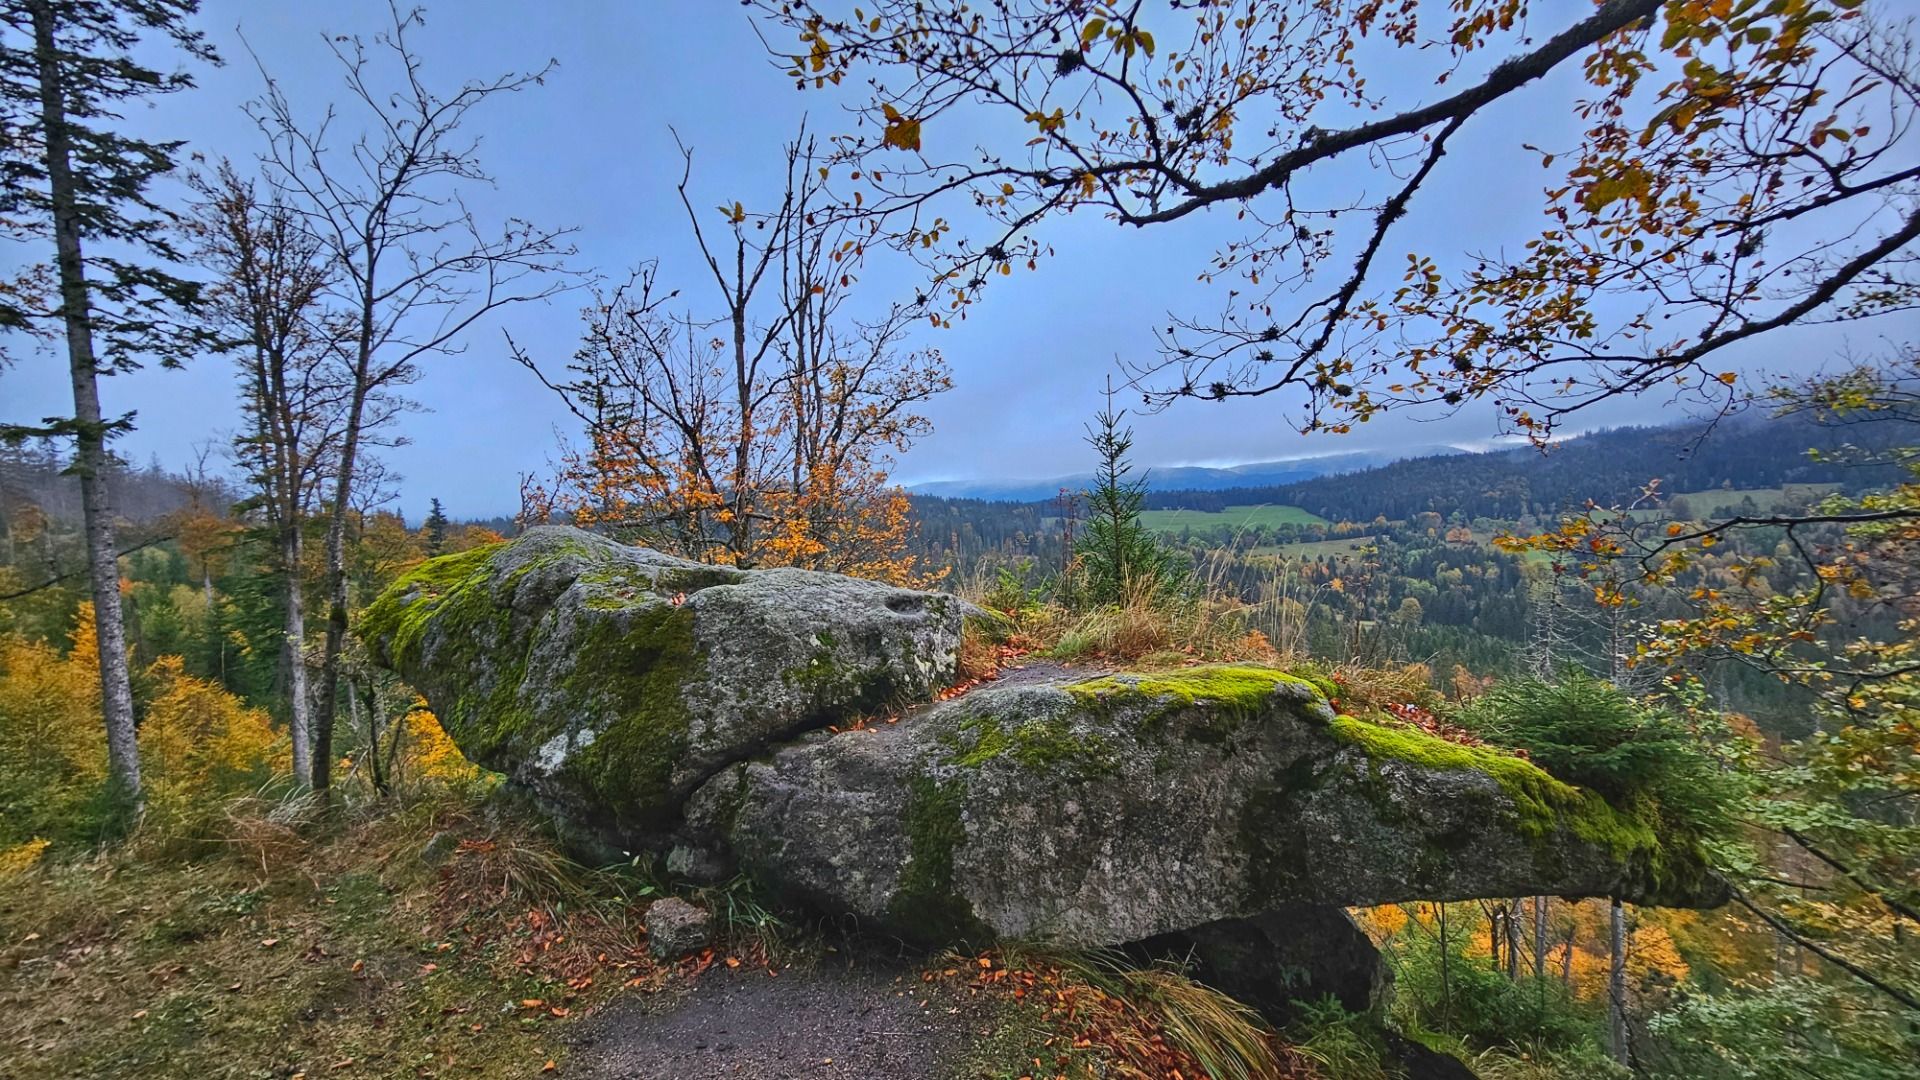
[883,116,921,151]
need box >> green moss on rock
[942,713,1118,779]
[1066,664,1325,741]
[359,543,506,671]
[890,775,986,942]
[361,537,711,836]
[1326,714,1666,866]
[1069,665,1321,710]
[557,603,702,834]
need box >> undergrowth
[0,784,756,1079]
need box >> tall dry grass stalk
[1056,951,1297,1080]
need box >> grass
[1140,504,1330,534]
[1662,483,1840,519]
[0,789,680,1079]
[1250,535,1383,559]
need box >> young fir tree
[0,0,216,812]
[423,498,449,555]
[1073,381,1181,606]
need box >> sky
[3,0,1912,520]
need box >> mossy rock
[362,527,965,852]
[680,664,1725,950]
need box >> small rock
[419,830,459,866]
[646,897,713,960]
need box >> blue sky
[3,0,1908,520]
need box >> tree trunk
[31,0,141,812]
[1506,898,1523,980]
[1533,896,1547,979]
[354,678,387,796]
[1488,905,1503,971]
[283,522,312,781]
[310,316,375,794]
[1609,899,1630,1066]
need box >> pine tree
[1073,380,1180,606]
[1,0,216,813]
[423,498,449,555]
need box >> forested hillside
[1171,414,1903,522]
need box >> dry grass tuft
[949,947,1317,1079]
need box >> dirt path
[569,953,1003,1079]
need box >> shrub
[1285,995,1392,1080]
[137,655,289,837]
[1394,941,1601,1053]
[1453,674,1739,836]
[0,623,108,849]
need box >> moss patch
[359,543,507,671]
[1066,665,1324,741]
[1326,714,1666,867]
[1068,665,1321,710]
[889,776,986,943]
[557,603,702,835]
[942,712,1118,780]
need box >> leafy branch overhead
[756,0,1915,437]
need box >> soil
[569,949,1005,1079]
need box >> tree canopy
[756,0,1915,436]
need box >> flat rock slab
[570,959,993,1079]
[682,665,1723,947]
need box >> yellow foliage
[138,655,287,827]
[398,704,483,786]
[0,612,107,846]
[0,625,106,786]
[0,837,50,880]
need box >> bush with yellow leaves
[394,702,485,788]
[0,612,108,849]
[136,655,289,836]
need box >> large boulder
[679,666,1724,947]
[361,527,963,849]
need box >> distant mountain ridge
[1138,413,1906,522]
[907,445,1451,502]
